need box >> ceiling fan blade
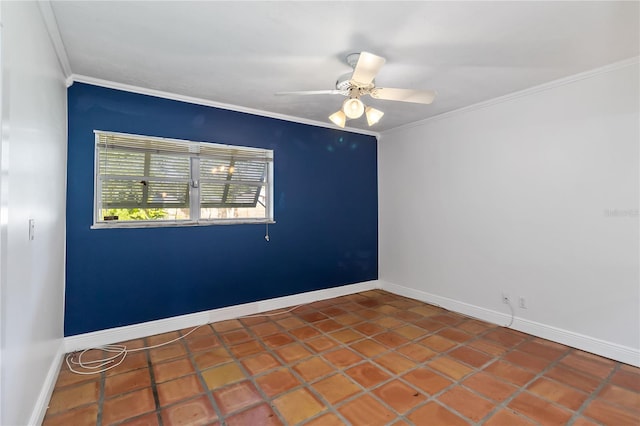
[370,88,437,104]
[350,52,386,86]
[275,90,346,96]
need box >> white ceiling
[50,1,639,133]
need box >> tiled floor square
[229,340,264,358]
[47,381,100,415]
[407,402,470,426]
[201,363,245,389]
[527,377,588,410]
[104,368,151,398]
[373,380,426,413]
[349,339,388,358]
[329,329,364,344]
[263,332,295,348]
[118,412,160,426]
[43,404,98,426]
[353,321,385,336]
[272,388,325,424]
[338,394,396,426]
[213,380,262,415]
[373,331,409,348]
[193,347,233,370]
[289,325,321,340]
[403,367,452,395]
[153,358,195,383]
[373,352,417,374]
[241,352,281,375]
[250,322,280,337]
[508,392,573,425]
[597,384,640,414]
[345,362,391,388]
[275,343,312,363]
[186,334,220,353]
[463,371,518,402]
[484,409,536,426]
[225,403,282,426]
[148,343,187,364]
[439,386,494,422]
[104,351,148,377]
[304,412,347,426]
[448,346,493,368]
[583,398,639,425]
[396,343,436,362]
[255,368,301,398]
[293,357,334,382]
[161,394,217,426]
[102,388,156,425]
[323,348,364,369]
[312,373,361,404]
[305,336,339,353]
[427,356,474,380]
[45,290,640,426]
[484,360,536,386]
[157,374,204,406]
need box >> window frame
[92,130,274,229]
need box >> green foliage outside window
[103,208,168,221]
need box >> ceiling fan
[277,51,437,128]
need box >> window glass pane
[200,186,266,220]
[101,208,189,222]
[95,131,273,226]
[149,154,190,179]
[98,149,145,176]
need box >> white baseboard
[28,341,65,426]
[65,280,381,353]
[381,280,640,367]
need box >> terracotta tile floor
[44,290,640,425]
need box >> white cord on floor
[66,324,205,375]
[504,299,514,328]
[66,304,306,375]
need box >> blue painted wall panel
[65,83,378,336]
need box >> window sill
[91,219,275,229]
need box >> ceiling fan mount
[276,51,437,128]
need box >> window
[93,131,273,228]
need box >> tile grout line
[44,291,639,426]
[179,324,228,425]
[143,338,164,426]
[566,361,620,425]
[97,354,106,426]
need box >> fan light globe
[365,107,384,126]
[329,110,346,128]
[342,98,365,119]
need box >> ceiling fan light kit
[365,106,384,126]
[329,110,347,128]
[278,51,436,128]
[343,97,365,119]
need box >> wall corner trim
[380,280,640,367]
[381,56,640,136]
[69,74,380,138]
[28,341,65,426]
[65,280,381,352]
[37,0,73,80]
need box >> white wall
[379,61,639,365]
[0,2,67,425]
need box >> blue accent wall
[65,83,378,336]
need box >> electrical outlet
[502,293,510,304]
[519,297,527,309]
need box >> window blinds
[95,131,272,212]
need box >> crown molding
[69,74,380,138]
[382,56,640,136]
[37,0,72,83]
